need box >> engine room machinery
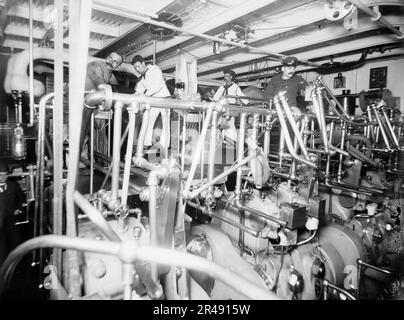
[1,67,403,301]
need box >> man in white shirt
[132,55,171,148]
[212,69,248,143]
[212,69,248,105]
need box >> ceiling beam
[154,2,327,72]
[132,0,285,59]
[7,2,124,37]
[199,34,403,81]
[3,24,103,50]
[192,14,404,79]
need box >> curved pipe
[4,48,138,96]
[0,235,279,300]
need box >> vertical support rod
[184,106,213,193]
[111,102,123,200]
[28,0,34,127]
[53,0,65,285]
[90,112,95,195]
[181,113,187,172]
[121,109,136,208]
[207,111,218,194]
[66,0,94,298]
[235,113,247,199]
[264,115,271,156]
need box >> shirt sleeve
[87,62,109,88]
[144,65,166,96]
[235,86,249,105]
[135,79,146,95]
[212,86,224,101]
[263,81,275,100]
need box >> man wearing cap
[263,56,308,113]
[212,69,248,105]
[0,159,25,265]
[212,69,249,144]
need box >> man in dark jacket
[263,56,308,113]
[79,52,123,153]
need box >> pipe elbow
[84,89,106,108]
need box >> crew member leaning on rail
[132,55,171,150]
[212,69,249,144]
[79,52,123,169]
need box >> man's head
[0,159,9,184]
[132,55,147,75]
[223,69,236,85]
[281,56,298,79]
[105,52,123,71]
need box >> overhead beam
[193,14,404,79]
[4,23,103,49]
[132,0,283,59]
[155,3,327,72]
[7,3,123,37]
[199,34,403,81]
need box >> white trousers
[144,107,170,148]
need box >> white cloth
[213,82,248,144]
[212,82,249,105]
[135,64,171,147]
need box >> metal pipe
[148,166,170,282]
[181,113,187,172]
[208,111,218,195]
[325,120,335,183]
[200,112,205,179]
[66,0,94,298]
[111,102,123,200]
[121,109,137,208]
[94,151,148,178]
[184,106,213,194]
[0,235,279,300]
[123,263,135,300]
[90,112,95,194]
[264,115,271,155]
[315,87,330,154]
[186,152,258,199]
[129,14,319,67]
[33,93,54,266]
[278,92,309,157]
[366,106,375,142]
[373,106,391,150]
[235,113,247,199]
[322,279,356,300]
[319,182,373,197]
[53,0,65,288]
[381,107,400,148]
[28,0,34,127]
[186,201,260,237]
[73,191,121,242]
[348,0,404,39]
[87,89,274,116]
[108,110,112,157]
[80,158,141,193]
[273,96,316,168]
[220,198,287,228]
[100,119,135,190]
